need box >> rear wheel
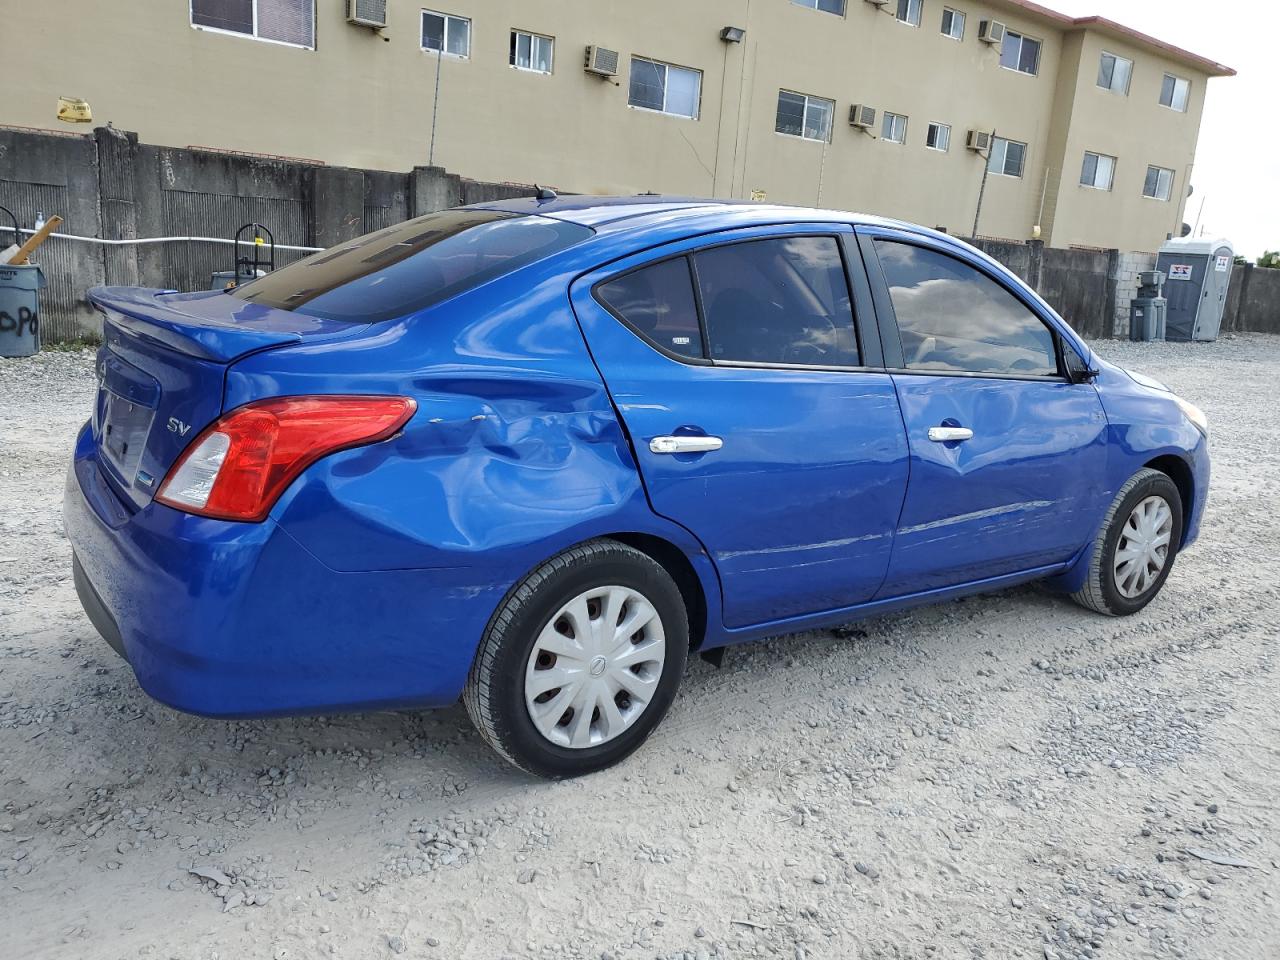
[463,539,688,778]
[1072,468,1183,616]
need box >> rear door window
[231,210,592,322]
[596,258,705,359]
[694,236,860,366]
[873,240,1059,376]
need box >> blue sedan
[64,197,1210,777]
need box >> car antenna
[534,185,557,200]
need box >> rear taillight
[156,396,416,522]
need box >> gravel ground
[1,335,1277,960]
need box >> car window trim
[856,227,1071,382]
[590,227,883,374]
[842,233,887,369]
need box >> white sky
[1039,0,1279,258]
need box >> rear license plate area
[94,349,161,490]
[100,390,156,484]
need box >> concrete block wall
[1113,251,1159,336]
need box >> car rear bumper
[63,422,499,717]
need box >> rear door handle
[928,426,974,443]
[650,435,724,455]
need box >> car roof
[469,195,735,225]
[469,194,921,234]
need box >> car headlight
[1174,395,1209,439]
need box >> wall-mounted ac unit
[346,0,387,28]
[979,20,1007,45]
[584,45,620,77]
[849,104,877,129]
[966,130,992,151]
[864,0,891,6]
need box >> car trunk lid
[87,286,365,510]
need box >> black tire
[463,539,689,778]
[1071,468,1184,617]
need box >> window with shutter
[191,0,315,48]
[257,0,314,46]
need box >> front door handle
[650,435,724,455]
[928,426,974,443]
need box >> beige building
[4,0,1233,252]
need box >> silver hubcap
[1113,495,1174,599]
[524,585,666,749]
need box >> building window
[1143,165,1174,201]
[775,90,835,142]
[987,137,1027,178]
[1080,151,1116,191]
[895,0,922,26]
[1160,73,1190,112]
[1097,52,1133,95]
[510,30,553,73]
[629,58,702,119]
[926,122,951,152]
[422,9,470,57]
[190,0,315,48]
[940,8,965,40]
[882,112,908,144]
[791,0,846,14]
[999,30,1041,76]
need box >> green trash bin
[0,263,45,358]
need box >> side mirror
[1072,366,1100,384]
[1063,346,1099,384]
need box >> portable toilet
[1155,236,1234,342]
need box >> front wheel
[463,539,688,778]
[1071,468,1184,616]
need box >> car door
[570,224,909,629]
[858,227,1110,597]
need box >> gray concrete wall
[0,129,536,340]
[0,127,105,342]
[1223,265,1280,336]
[1039,246,1116,340]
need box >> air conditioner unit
[849,104,877,129]
[979,20,1007,45]
[966,130,992,152]
[864,0,891,6]
[584,45,620,77]
[346,0,387,28]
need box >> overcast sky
[1040,0,1278,258]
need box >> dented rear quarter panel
[223,250,719,599]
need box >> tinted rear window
[596,258,705,359]
[230,210,592,322]
[696,236,859,366]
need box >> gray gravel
[1,335,1278,959]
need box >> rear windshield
[229,210,592,322]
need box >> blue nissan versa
[65,197,1210,777]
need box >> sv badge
[167,417,192,437]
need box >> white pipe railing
[0,224,324,254]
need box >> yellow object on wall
[57,97,93,124]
